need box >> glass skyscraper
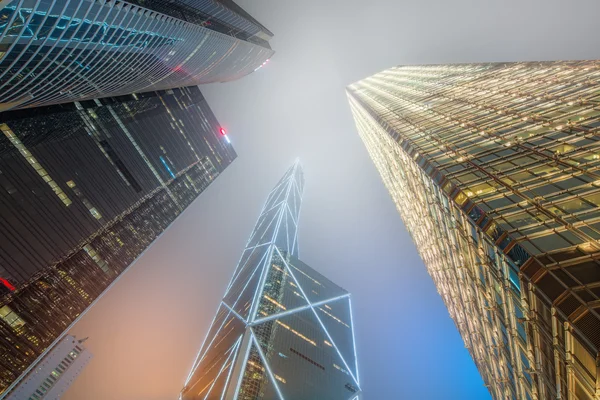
[181,161,361,400]
[0,0,273,111]
[347,61,600,400]
[0,85,235,395]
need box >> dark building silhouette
[0,85,235,395]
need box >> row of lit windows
[318,307,349,328]
[275,320,316,346]
[263,295,286,311]
[1,124,72,207]
[28,347,81,400]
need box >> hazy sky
[64,1,600,399]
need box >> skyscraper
[347,61,600,400]
[181,161,361,400]
[0,0,273,111]
[5,335,92,400]
[0,85,234,395]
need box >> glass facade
[347,61,600,400]
[0,85,235,395]
[181,162,362,400]
[0,0,274,111]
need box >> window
[0,305,25,329]
[1,124,72,206]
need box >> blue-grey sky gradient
[64,0,600,399]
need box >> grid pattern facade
[347,61,600,400]
[0,85,234,396]
[0,0,274,111]
[181,162,361,400]
[5,335,92,400]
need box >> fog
[65,0,600,398]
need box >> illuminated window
[276,320,316,346]
[67,180,103,219]
[290,264,322,287]
[465,182,497,197]
[571,335,596,377]
[553,144,575,154]
[0,305,25,329]
[1,124,72,206]
[83,245,110,274]
[454,191,468,206]
[319,307,350,328]
[333,363,349,375]
[263,295,286,310]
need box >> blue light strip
[225,243,271,294]
[247,162,302,323]
[160,156,176,179]
[348,296,360,385]
[186,339,237,396]
[221,301,249,325]
[201,337,241,400]
[249,331,285,400]
[0,6,182,47]
[231,328,254,400]
[274,247,360,387]
[249,294,351,326]
[184,308,234,385]
[224,248,271,312]
[219,336,242,400]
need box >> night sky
[64,0,600,399]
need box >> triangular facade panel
[224,245,270,308]
[225,251,270,320]
[251,308,359,400]
[182,312,245,400]
[182,162,361,399]
[193,304,230,366]
[285,258,348,304]
[273,210,291,255]
[314,297,359,381]
[253,250,310,321]
[247,205,283,248]
[204,340,239,400]
[227,244,269,295]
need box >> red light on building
[0,277,15,291]
[219,127,226,135]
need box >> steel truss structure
[347,61,600,400]
[181,161,361,400]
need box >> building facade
[0,0,274,111]
[347,61,600,400]
[0,85,235,396]
[181,161,361,400]
[5,335,92,400]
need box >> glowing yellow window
[465,183,497,197]
[553,144,575,154]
